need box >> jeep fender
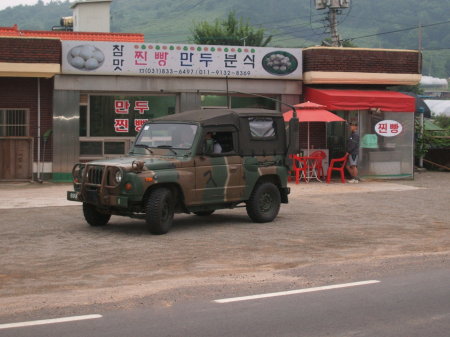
[251,175,289,204]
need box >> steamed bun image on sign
[62,41,302,80]
[67,44,105,71]
[262,51,298,76]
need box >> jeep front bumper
[67,190,129,208]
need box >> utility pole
[328,7,340,47]
[314,0,350,47]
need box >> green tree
[388,84,424,95]
[190,11,272,46]
[322,38,357,47]
[434,115,450,130]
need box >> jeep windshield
[133,123,198,153]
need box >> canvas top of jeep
[145,108,288,157]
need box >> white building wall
[72,0,112,32]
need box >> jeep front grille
[86,166,103,185]
[73,163,123,190]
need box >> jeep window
[248,117,276,139]
[134,123,198,152]
[204,130,236,155]
[215,131,235,153]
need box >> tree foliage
[434,115,450,130]
[190,11,272,46]
[388,84,424,95]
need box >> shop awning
[304,88,416,112]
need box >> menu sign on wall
[62,41,302,80]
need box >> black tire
[246,182,281,223]
[193,210,215,216]
[83,202,111,227]
[145,188,174,235]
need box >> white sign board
[375,120,403,137]
[62,41,302,80]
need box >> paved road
[2,267,449,337]
[0,170,448,335]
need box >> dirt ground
[0,171,449,316]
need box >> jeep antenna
[226,76,230,108]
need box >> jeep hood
[86,155,189,170]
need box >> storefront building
[53,41,302,180]
[0,37,59,181]
[0,31,422,181]
[0,26,145,181]
[302,47,421,179]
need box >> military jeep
[68,108,298,234]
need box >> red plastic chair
[309,150,327,180]
[326,153,349,184]
[290,155,308,184]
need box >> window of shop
[231,96,276,110]
[200,95,276,110]
[327,109,414,178]
[79,95,176,158]
[201,95,228,108]
[88,95,176,137]
[0,109,29,136]
[359,109,414,178]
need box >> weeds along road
[0,171,448,317]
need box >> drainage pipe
[37,78,41,181]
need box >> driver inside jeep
[205,132,222,154]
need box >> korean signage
[375,120,403,137]
[113,99,149,133]
[89,95,175,137]
[62,41,302,80]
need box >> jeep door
[194,128,244,205]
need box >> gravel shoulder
[0,171,449,317]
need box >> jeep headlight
[115,170,123,183]
[72,163,84,183]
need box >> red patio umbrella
[283,101,345,154]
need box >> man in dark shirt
[346,122,360,183]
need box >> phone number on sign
[138,68,252,76]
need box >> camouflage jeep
[67,108,298,234]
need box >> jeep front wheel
[246,182,281,223]
[83,202,111,227]
[145,188,174,235]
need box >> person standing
[346,122,360,183]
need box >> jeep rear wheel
[145,188,174,235]
[83,202,111,227]
[246,182,281,223]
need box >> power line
[252,12,325,28]
[270,19,327,38]
[343,19,450,43]
[145,14,315,41]
[422,47,450,51]
[273,18,450,49]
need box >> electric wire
[342,19,450,43]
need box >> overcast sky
[0,0,52,11]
